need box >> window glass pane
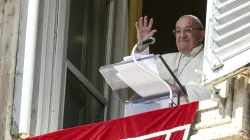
[66,0,85,71]
[63,70,104,129]
[66,0,109,92]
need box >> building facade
[1,0,130,139]
[0,0,250,139]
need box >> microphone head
[150,37,156,44]
[141,37,156,45]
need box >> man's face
[175,16,204,55]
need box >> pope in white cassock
[135,15,213,102]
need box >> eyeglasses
[173,27,202,36]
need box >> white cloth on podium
[140,44,212,102]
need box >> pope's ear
[199,30,205,42]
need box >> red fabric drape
[25,102,198,140]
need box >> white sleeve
[185,84,213,102]
[136,47,149,55]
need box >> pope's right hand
[135,16,157,52]
[135,16,157,43]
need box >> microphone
[137,37,156,46]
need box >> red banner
[25,102,198,140]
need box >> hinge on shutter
[211,49,224,71]
[211,62,224,71]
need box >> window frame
[32,0,128,135]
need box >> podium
[99,54,180,117]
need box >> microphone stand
[159,56,187,95]
[131,40,175,107]
[159,56,187,105]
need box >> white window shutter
[203,0,250,86]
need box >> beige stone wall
[190,76,250,139]
[0,0,20,140]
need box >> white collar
[184,44,203,57]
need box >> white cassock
[141,44,212,102]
